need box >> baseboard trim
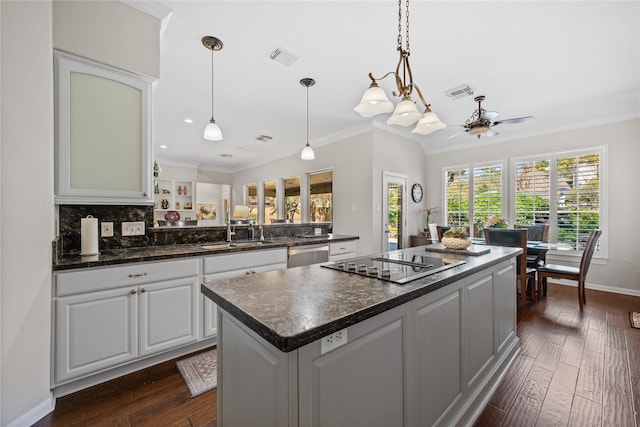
[550,279,640,297]
[7,394,54,427]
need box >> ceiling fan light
[301,143,315,160]
[386,97,423,126]
[354,83,394,117]
[468,125,490,137]
[204,119,223,140]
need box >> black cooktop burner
[322,252,465,284]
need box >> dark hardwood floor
[34,282,640,426]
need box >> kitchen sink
[201,240,274,250]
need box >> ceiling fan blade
[493,116,534,125]
[482,111,499,121]
[445,132,464,140]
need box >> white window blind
[556,153,600,250]
[514,159,551,225]
[473,164,503,226]
[445,168,470,226]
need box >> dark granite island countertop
[201,245,521,352]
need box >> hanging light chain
[405,0,410,54]
[397,0,403,51]
[210,47,215,119]
[306,83,309,143]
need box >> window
[284,176,301,222]
[309,170,333,229]
[263,180,277,224]
[556,152,601,250]
[473,163,503,230]
[513,148,603,252]
[445,168,470,227]
[247,184,258,221]
[514,159,550,225]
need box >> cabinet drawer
[204,248,287,275]
[56,258,200,296]
[329,241,356,256]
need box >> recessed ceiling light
[160,145,168,149]
[220,153,232,158]
[184,118,193,124]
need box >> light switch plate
[122,221,145,236]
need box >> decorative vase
[441,237,472,250]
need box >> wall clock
[411,183,423,203]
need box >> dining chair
[436,225,470,242]
[484,228,537,302]
[515,224,550,269]
[537,229,602,310]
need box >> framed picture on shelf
[196,204,216,220]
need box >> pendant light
[354,0,446,135]
[300,78,315,160]
[202,36,223,141]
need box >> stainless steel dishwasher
[287,243,329,268]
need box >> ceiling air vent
[268,47,299,67]
[255,135,273,142]
[445,84,475,100]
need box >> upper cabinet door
[54,51,153,204]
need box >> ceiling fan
[447,95,534,140]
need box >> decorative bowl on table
[441,237,472,250]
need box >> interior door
[382,173,407,252]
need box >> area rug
[629,312,640,329]
[177,349,217,397]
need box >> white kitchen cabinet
[328,241,357,262]
[53,50,152,205]
[202,248,288,338]
[54,258,200,385]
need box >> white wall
[1,1,55,425]
[424,118,640,293]
[52,0,160,78]
[232,131,374,255]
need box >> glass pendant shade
[204,119,222,140]
[412,111,447,135]
[301,143,315,160]
[386,96,423,126]
[353,83,394,117]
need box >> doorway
[382,172,407,252]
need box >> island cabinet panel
[218,314,297,427]
[298,310,406,427]
[414,287,462,427]
[495,261,517,354]
[466,274,495,389]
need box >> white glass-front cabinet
[54,50,153,204]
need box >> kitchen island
[202,245,522,427]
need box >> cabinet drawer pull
[130,290,137,295]
[128,273,148,278]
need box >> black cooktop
[322,252,465,284]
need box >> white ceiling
[149,1,640,172]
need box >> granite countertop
[201,245,522,352]
[54,234,358,271]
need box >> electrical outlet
[320,328,348,354]
[122,221,145,236]
[101,222,113,237]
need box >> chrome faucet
[226,217,235,242]
[248,223,255,241]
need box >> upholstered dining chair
[484,228,537,302]
[436,225,470,242]
[537,229,602,310]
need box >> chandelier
[354,0,446,135]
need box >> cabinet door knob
[128,272,148,278]
[130,289,137,295]
[140,288,146,293]
[143,192,148,197]
[245,271,251,275]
